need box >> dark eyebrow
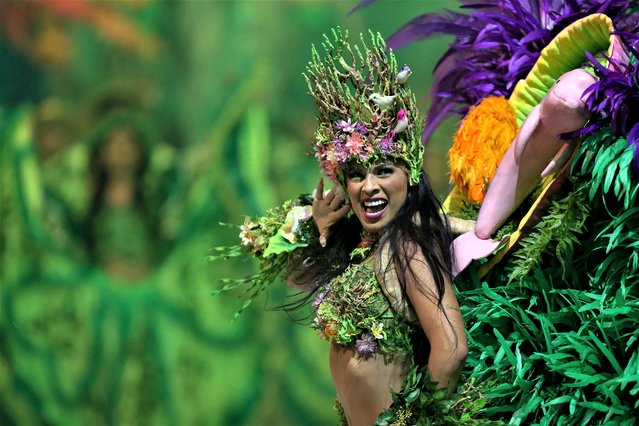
[346,167,366,179]
[372,163,395,172]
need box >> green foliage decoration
[508,179,590,284]
[455,126,639,424]
[375,365,505,425]
[209,195,319,319]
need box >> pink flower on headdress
[321,146,340,179]
[332,140,349,163]
[336,119,367,135]
[322,162,338,180]
[345,132,365,156]
[336,119,356,133]
[313,141,336,178]
[379,131,396,155]
[314,142,327,160]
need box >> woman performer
[215,28,467,424]
[285,29,467,424]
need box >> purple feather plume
[352,0,639,145]
[571,33,639,178]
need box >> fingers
[314,178,345,209]
[335,203,350,217]
[324,189,348,213]
[312,179,349,228]
[311,179,350,249]
[315,177,324,200]
[328,191,344,209]
[324,189,336,205]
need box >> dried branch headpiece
[305,27,424,186]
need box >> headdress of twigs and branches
[305,27,424,186]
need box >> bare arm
[446,216,475,236]
[404,253,468,394]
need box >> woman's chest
[311,262,415,358]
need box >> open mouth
[361,199,388,219]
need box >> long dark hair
[284,168,453,314]
[380,170,453,306]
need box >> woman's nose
[362,173,379,194]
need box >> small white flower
[371,323,386,340]
[239,219,258,246]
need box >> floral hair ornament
[304,27,424,187]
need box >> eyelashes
[347,164,396,181]
[347,170,364,180]
[375,165,395,175]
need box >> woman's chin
[361,221,385,234]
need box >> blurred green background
[0,1,458,424]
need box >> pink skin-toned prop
[452,69,597,275]
[474,68,596,239]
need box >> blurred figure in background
[85,113,162,281]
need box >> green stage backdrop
[0,1,457,424]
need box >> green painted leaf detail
[262,233,307,257]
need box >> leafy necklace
[350,231,380,260]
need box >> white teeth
[364,200,386,207]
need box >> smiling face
[345,160,409,234]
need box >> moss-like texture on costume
[312,261,414,358]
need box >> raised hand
[312,178,350,247]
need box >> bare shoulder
[399,245,460,313]
[397,242,445,292]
